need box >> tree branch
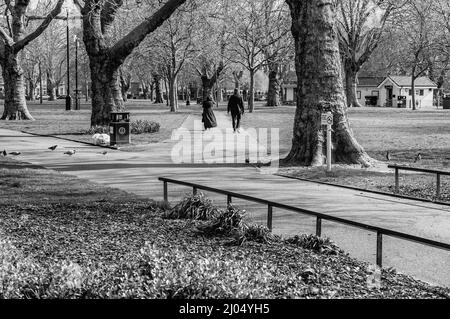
[14,0,65,52]
[109,0,187,67]
[0,26,14,47]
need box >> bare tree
[0,0,65,120]
[150,1,199,112]
[261,0,292,107]
[74,0,187,126]
[285,0,372,166]
[392,0,439,110]
[228,0,288,112]
[337,0,397,108]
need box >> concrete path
[1,111,449,288]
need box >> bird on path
[9,152,21,156]
[48,145,58,151]
[99,151,108,155]
[414,153,422,163]
[2,150,6,156]
[386,151,391,162]
[64,150,76,156]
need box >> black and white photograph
[0,0,449,310]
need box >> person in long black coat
[227,88,245,132]
[202,95,217,130]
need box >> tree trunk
[28,80,36,101]
[149,82,154,101]
[248,69,255,113]
[1,54,34,120]
[267,62,281,107]
[217,81,223,103]
[90,58,125,126]
[120,78,129,102]
[233,70,243,89]
[411,73,416,111]
[47,71,57,101]
[285,0,371,167]
[154,77,164,103]
[345,67,363,108]
[201,77,214,102]
[169,76,178,112]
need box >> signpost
[321,112,333,172]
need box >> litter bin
[110,112,131,146]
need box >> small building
[284,74,437,108]
[356,75,437,109]
[283,71,297,103]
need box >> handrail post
[267,205,273,231]
[193,187,198,196]
[376,232,383,268]
[394,168,399,194]
[163,181,168,202]
[436,173,441,200]
[316,217,322,237]
[227,195,232,207]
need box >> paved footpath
[1,111,449,288]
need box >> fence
[388,164,450,199]
[159,177,450,268]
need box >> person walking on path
[202,95,218,130]
[228,88,245,132]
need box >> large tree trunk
[267,62,281,107]
[345,66,363,108]
[248,69,255,113]
[285,0,371,167]
[90,58,125,126]
[1,54,34,120]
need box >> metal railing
[159,177,450,268]
[388,164,450,199]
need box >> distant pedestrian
[202,95,217,130]
[228,88,245,133]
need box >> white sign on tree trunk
[321,112,333,126]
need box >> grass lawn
[238,105,450,202]
[1,157,449,298]
[0,100,193,151]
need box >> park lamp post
[74,35,80,111]
[65,10,72,111]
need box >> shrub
[84,126,109,135]
[238,224,280,245]
[285,234,343,255]
[196,206,279,246]
[131,120,160,134]
[164,193,220,220]
[196,205,245,237]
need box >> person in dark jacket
[227,88,245,132]
[202,95,217,130]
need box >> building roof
[385,76,437,88]
[357,77,385,87]
[284,70,297,84]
